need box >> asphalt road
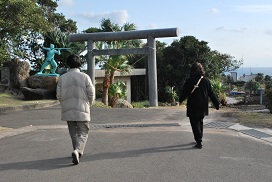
[1,105,272,182]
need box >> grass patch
[233,96,245,102]
[0,93,56,107]
[224,110,272,128]
[236,112,272,128]
[92,101,111,108]
[131,100,149,108]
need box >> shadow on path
[84,142,196,162]
[0,143,196,171]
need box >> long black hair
[190,62,205,77]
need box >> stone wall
[8,58,30,89]
[0,67,10,85]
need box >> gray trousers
[67,121,90,156]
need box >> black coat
[179,75,220,118]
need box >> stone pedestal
[21,87,57,100]
[35,73,60,77]
[2,58,30,88]
[27,75,58,90]
[0,67,10,85]
[22,75,58,100]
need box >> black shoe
[194,143,203,149]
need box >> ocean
[226,67,272,77]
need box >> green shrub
[210,79,227,105]
[92,101,111,108]
[165,86,178,103]
[131,100,149,108]
[265,88,272,113]
[108,80,127,107]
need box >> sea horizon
[226,67,272,77]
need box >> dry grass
[221,107,272,128]
[0,93,55,107]
[233,112,272,128]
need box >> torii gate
[69,28,179,107]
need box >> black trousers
[189,116,204,144]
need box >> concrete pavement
[1,104,272,182]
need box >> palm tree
[98,18,141,106]
[100,55,133,106]
[108,80,127,107]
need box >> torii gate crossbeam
[69,28,179,107]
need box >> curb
[205,121,272,144]
[229,123,272,144]
[0,125,67,140]
[0,100,60,113]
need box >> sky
[56,0,272,67]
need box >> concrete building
[95,69,146,103]
[230,72,237,82]
[239,73,257,82]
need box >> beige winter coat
[56,69,95,121]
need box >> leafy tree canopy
[0,0,50,38]
[0,0,79,69]
[157,36,242,101]
[0,0,50,64]
[255,73,264,84]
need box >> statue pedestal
[35,73,60,77]
[21,87,57,100]
[22,75,58,100]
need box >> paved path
[1,104,272,182]
[226,96,239,104]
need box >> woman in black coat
[179,62,220,149]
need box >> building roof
[95,69,146,78]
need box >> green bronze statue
[36,43,70,77]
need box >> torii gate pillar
[87,40,95,83]
[147,36,157,107]
[69,28,179,107]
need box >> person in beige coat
[56,54,95,165]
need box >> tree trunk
[108,71,115,106]
[102,73,110,106]
[110,71,115,84]
[109,95,119,108]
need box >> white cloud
[145,24,158,29]
[206,8,219,14]
[58,0,74,7]
[215,26,226,31]
[266,29,272,35]
[233,4,272,13]
[78,10,129,25]
[215,26,249,32]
